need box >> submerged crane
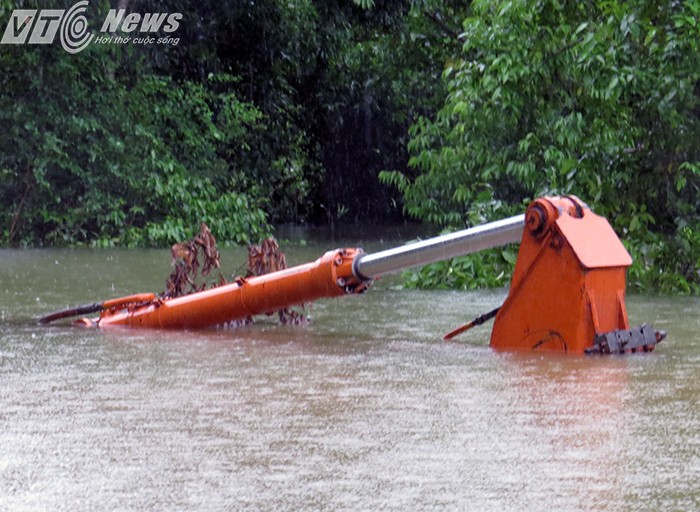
[39,196,665,354]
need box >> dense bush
[0,0,462,245]
[382,0,700,293]
[0,39,270,246]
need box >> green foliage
[293,0,469,223]
[0,1,282,247]
[0,34,270,247]
[2,0,696,296]
[402,245,518,289]
[626,223,700,294]
[1,0,466,243]
[384,0,700,293]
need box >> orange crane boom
[93,248,367,330]
[39,196,665,354]
[82,214,526,330]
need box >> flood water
[1,235,698,511]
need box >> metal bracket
[586,323,666,354]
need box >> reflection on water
[1,245,698,511]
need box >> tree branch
[427,12,459,39]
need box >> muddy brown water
[1,238,698,511]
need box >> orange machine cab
[491,196,645,354]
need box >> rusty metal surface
[587,324,666,354]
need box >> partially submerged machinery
[39,196,665,354]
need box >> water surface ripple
[1,247,698,511]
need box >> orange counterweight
[94,248,368,329]
[490,196,654,354]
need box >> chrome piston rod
[352,214,525,280]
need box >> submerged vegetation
[1,0,698,293]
